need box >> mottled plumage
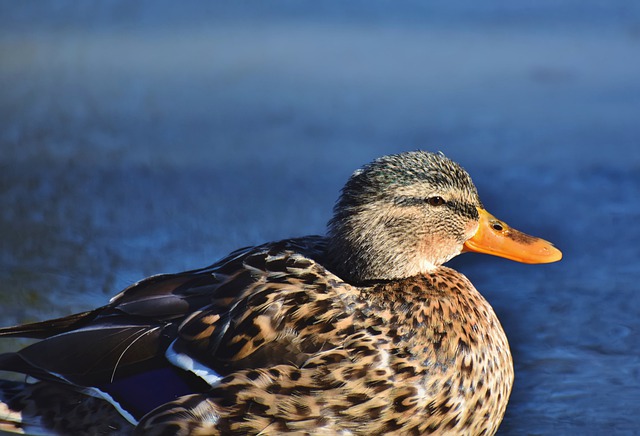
[0,151,561,435]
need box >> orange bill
[463,208,562,264]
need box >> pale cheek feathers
[465,220,480,241]
[415,234,464,274]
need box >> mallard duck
[0,151,561,435]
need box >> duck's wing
[0,237,336,424]
[0,267,232,425]
[0,272,222,388]
[0,241,267,383]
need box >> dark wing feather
[0,310,96,339]
[15,322,169,385]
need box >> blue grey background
[1,1,639,434]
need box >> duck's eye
[426,196,446,206]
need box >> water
[1,2,639,434]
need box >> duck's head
[327,151,562,283]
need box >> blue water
[1,2,639,434]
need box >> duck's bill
[463,208,562,264]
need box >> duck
[0,151,561,435]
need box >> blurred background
[1,1,639,433]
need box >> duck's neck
[325,224,441,284]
